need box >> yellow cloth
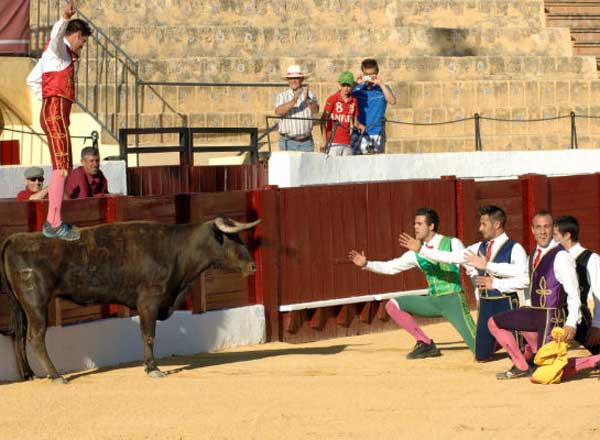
[531,327,569,384]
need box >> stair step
[102,25,573,58]
[75,55,598,83]
[75,0,544,28]
[73,79,600,116]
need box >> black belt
[280,134,312,142]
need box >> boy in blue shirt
[352,59,396,154]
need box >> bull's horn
[214,217,261,233]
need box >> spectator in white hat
[274,65,319,152]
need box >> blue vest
[477,239,517,298]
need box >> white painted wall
[0,161,127,198]
[0,305,266,382]
[268,150,600,187]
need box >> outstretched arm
[348,248,417,275]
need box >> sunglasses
[28,177,44,183]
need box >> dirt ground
[1,320,599,440]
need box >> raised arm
[372,75,396,106]
[49,1,76,56]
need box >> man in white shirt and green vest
[349,207,476,359]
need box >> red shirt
[16,188,35,201]
[65,166,109,199]
[324,91,358,145]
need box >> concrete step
[103,25,573,58]
[71,0,544,28]
[545,1,600,15]
[73,78,600,116]
[570,28,600,42]
[76,55,597,83]
[546,14,600,28]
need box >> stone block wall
[60,0,600,152]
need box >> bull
[0,216,259,383]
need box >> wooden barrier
[128,164,268,196]
[2,170,600,344]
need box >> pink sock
[563,354,600,378]
[385,300,431,344]
[488,317,529,371]
[521,331,539,361]
[47,170,65,227]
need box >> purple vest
[530,246,567,309]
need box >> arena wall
[268,150,600,187]
[0,306,266,382]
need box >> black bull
[0,217,259,383]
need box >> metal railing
[30,0,140,142]
[118,127,259,167]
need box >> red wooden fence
[2,171,600,344]
[127,164,268,196]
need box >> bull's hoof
[50,376,68,384]
[147,369,166,379]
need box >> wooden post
[248,186,281,342]
[104,195,131,317]
[454,177,477,308]
[519,174,550,253]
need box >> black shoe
[406,340,441,359]
[496,365,534,380]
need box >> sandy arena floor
[1,320,599,440]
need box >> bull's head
[210,216,260,276]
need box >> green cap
[338,71,354,85]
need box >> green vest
[415,236,462,296]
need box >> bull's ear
[212,224,224,245]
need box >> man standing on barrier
[275,65,319,152]
[349,208,476,358]
[417,206,529,362]
[26,0,91,240]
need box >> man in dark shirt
[65,147,109,199]
[16,166,49,201]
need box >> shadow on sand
[65,343,351,382]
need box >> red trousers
[40,96,73,170]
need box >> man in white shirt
[488,211,581,379]
[26,0,91,240]
[275,65,319,152]
[415,205,529,361]
[550,215,600,378]
[349,208,476,359]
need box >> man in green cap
[320,70,363,156]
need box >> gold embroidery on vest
[536,276,552,308]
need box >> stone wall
[64,0,600,152]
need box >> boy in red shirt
[321,71,362,156]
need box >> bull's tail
[0,237,33,380]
